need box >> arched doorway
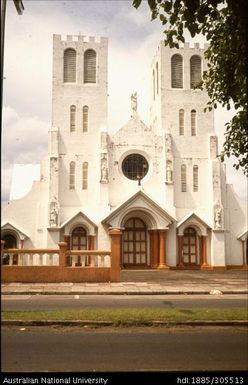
[122,217,147,267]
[2,234,17,248]
[71,227,88,266]
[2,233,18,265]
[182,227,198,265]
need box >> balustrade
[2,248,111,268]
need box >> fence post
[109,228,122,282]
[58,242,67,267]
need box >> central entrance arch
[122,217,148,267]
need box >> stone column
[158,230,169,269]
[178,235,184,268]
[201,235,212,270]
[109,228,122,282]
[149,230,159,268]
[58,241,67,267]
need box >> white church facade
[2,34,247,270]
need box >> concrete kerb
[2,319,248,327]
[2,290,248,295]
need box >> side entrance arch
[71,226,88,266]
[182,227,198,265]
[2,233,18,265]
[2,234,17,249]
[122,217,148,267]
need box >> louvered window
[84,49,96,83]
[82,106,89,132]
[64,48,76,83]
[82,162,88,190]
[193,165,198,192]
[69,161,75,190]
[191,109,197,136]
[156,62,159,94]
[70,105,76,132]
[190,55,201,88]
[181,164,187,192]
[171,54,183,88]
[179,109,184,135]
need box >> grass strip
[2,308,247,324]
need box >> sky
[2,0,247,203]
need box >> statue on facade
[131,92,138,114]
[214,202,222,229]
[166,162,173,183]
[100,155,108,183]
[49,199,59,227]
[50,205,58,227]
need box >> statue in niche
[50,157,58,172]
[49,199,59,227]
[166,162,173,183]
[50,206,58,227]
[101,156,108,183]
[214,202,222,229]
[131,92,138,114]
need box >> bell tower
[48,34,108,229]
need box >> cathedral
[2,34,247,270]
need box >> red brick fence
[1,229,121,283]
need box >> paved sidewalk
[2,270,248,295]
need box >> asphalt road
[2,294,247,310]
[2,326,247,372]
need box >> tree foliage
[133,0,248,174]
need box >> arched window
[82,106,89,132]
[82,162,88,190]
[69,161,75,190]
[63,48,76,83]
[190,55,201,88]
[193,165,198,192]
[179,109,184,135]
[70,105,76,132]
[84,49,96,83]
[181,164,187,192]
[156,62,159,94]
[191,109,197,136]
[152,69,155,100]
[171,54,183,88]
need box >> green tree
[133,0,247,174]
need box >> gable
[60,211,97,236]
[102,191,176,230]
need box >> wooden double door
[71,227,88,266]
[182,227,198,265]
[122,218,148,267]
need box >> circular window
[122,154,149,181]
